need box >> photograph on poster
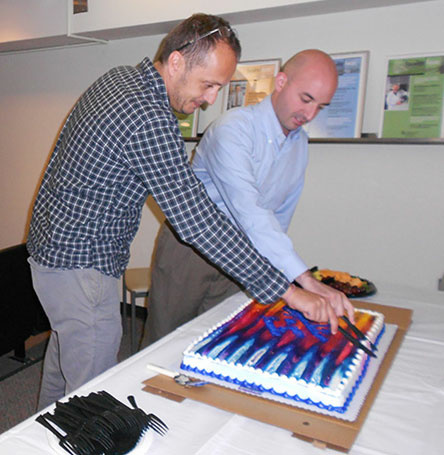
[303,51,369,139]
[380,52,444,138]
[384,76,410,111]
[221,59,281,112]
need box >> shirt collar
[138,57,170,106]
[258,95,301,148]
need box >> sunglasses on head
[175,26,234,52]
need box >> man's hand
[295,270,355,324]
[281,284,341,333]
[281,270,355,334]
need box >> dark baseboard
[0,355,43,382]
[0,338,47,382]
[120,302,147,320]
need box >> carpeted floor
[0,311,146,435]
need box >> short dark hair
[155,13,241,69]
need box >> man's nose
[305,104,319,122]
[204,88,219,105]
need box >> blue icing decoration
[264,314,304,338]
[282,307,329,342]
[194,325,230,354]
[207,335,237,359]
[319,349,345,386]
[263,316,281,336]
[288,325,305,338]
[226,338,255,363]
[192,336,218,353]
[289,346,317,379]
[264,351,289,374]
[310,355,330,385]
[339,357,353,375]
[329,363,345,388]
[245,341,273,367]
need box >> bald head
[271,49,338,135]
[282,49,337,84]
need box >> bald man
[141,49,353,346]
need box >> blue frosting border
[181,325,386,413]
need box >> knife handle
[146,363,178,378]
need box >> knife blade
[146,363,208,387]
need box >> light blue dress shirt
[193,95,309,281]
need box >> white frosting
[181,301,384,410]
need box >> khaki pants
[28,258,121,410]
[140,222,242,347]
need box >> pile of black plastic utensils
[36,390,168,455]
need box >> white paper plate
[46,426,154,454]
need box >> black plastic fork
[128,395,169,436]
[36,414,95,455]
[36,391,168,455]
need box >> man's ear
[274,72,287,92]
[167,50,185,79]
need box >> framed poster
[303,51,369,139]
[73,0,88,14]
[379,52,444,138]
[221,59,281,112]
[175,110,199,138]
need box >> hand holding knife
[338,316,378,358]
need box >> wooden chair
[122,267,150,354]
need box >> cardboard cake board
[142,301,412,452]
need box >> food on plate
[312,268,375,297]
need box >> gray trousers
[28,258,122,410]
[140,223,242,347]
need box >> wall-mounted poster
[303,51,369,139]
[73,0,88,14]
[175,110,199,138]
[380,52,444,138]
[221,59,281,112]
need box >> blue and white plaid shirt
[27,58,289,303]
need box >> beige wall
[1,1,443,292]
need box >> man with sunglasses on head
[27,13,353,410]
[143,49,355,346]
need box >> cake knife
[146,363,208,387]
[341,315,378,351]
[338,326,377,358]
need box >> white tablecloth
[1,283,443,455]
